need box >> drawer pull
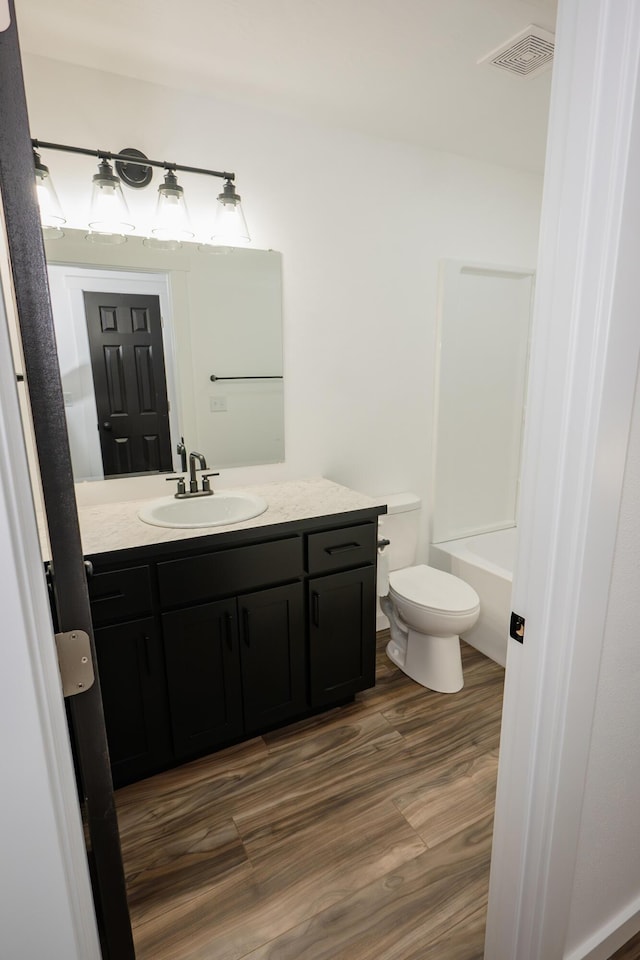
[312,591,320,627]
[325,542,360,556]
[137,634,152,675]
[92,590,125,604]
[224,611,234,651]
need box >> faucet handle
[201,472,219,493]
[166,475,186,496]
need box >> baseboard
[564,900,640,960]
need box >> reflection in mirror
[45,230,284,481]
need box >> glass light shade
[33,152,66,238]
[209,179,250,246]
[87,158,134,241]
[150,170,194,244]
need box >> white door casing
[486,1,640,958]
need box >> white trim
[0,221,100,956]
[486,2,640,958]
[565,900,640,960]
[47,263,181,479]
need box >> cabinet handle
[91,590,125,604]
[325,542,360,555]
[138,634,152,675]
[312,591,320,627]
[243,608,250,646]
[224,611,234,650]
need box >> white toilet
[378,494,480,693]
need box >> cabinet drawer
[157,537,303,608]
[88,565,153,626]
[307,523,376,574]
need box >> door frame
[485,2,640,958]
[0,4,134,957]
[0,216,102,960]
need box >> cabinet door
[93,617,172,787]
[239,583,306,734]
[162,599,243,758]
[308,566,376,708]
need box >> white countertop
[75,477,386,556]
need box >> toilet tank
[378,493,422,571]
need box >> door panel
[308,566,376,707]
[84,290,172,476]
[162,599,243,757]
[94,617,172,787]
[239,583,306,733]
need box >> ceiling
[14,0,557,174]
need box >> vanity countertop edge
[74,477,387,560]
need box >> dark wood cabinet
[93,616,172,787]
[308,566,376,707]
[238,583,306,733]
[85,510,382,785]
[162,598,243,758]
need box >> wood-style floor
[115,632,505,960]
[610,931,640,960]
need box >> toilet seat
[389,564,479,616]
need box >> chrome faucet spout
[188,451,208,492]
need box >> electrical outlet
[209,396,227,412]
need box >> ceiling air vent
[479,25,555,79]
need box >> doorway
[47,264,181,480]
[83,291,172,477]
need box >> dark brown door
[0,7,135,957]
[84,291,173,476]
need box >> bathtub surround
[432,261,534,544]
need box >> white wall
[22,54,543,556]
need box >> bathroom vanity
[76,479,385,786]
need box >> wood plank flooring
[609,931,640,960]
[115,632,504,960]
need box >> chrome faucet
[188,451,207,492]
[166,451,218,498]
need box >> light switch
[209,396,227,412]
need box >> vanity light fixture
[87,157,134,243]
[33,149,66,239]
[210,179,250,246]
[31,139,251,246]
[148,167,194,249]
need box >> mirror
[45,230,284,481]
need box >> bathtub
[429,527,516,668]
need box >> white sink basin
[137,491,268,529]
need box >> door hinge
[510,612,525,644]
[54,630,95,697]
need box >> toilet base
[386,629,463,694]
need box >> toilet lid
[389,564,479,614]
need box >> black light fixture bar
[31,138,235,182]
